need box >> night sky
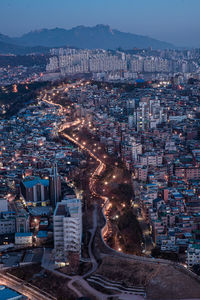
[0,0,199,47]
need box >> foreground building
[53,197,82,265]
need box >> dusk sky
[0,0,200,47]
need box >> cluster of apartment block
[46,48,198,78]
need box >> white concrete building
[53,197,82,263]
[0,217,15,235]
[139,152,163,166]
[131,138,142,162]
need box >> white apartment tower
[53,197,82,263]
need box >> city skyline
[0,0,200,47]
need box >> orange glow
[13,84,18,93]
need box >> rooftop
[37,230,48,238]
[22,176,49,188]
[15,232,32,237]
[0,285,22,300]
[55,204,70,217]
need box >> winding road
[41,85,200,299]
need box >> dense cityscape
[1,1,200,300]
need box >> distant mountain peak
[94,24,114,34]
[95,24,110,29]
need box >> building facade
[53,197,82,264]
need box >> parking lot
[2,251,22,267]
[1,248,44,267]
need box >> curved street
[41,86,200,299]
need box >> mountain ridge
[0,24,175,54]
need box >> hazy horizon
[0,0,200,47]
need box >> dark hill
[9,24,174,50]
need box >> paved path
[67,275,109,300]
[83,204,98,278]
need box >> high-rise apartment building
[53,197,82,264]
